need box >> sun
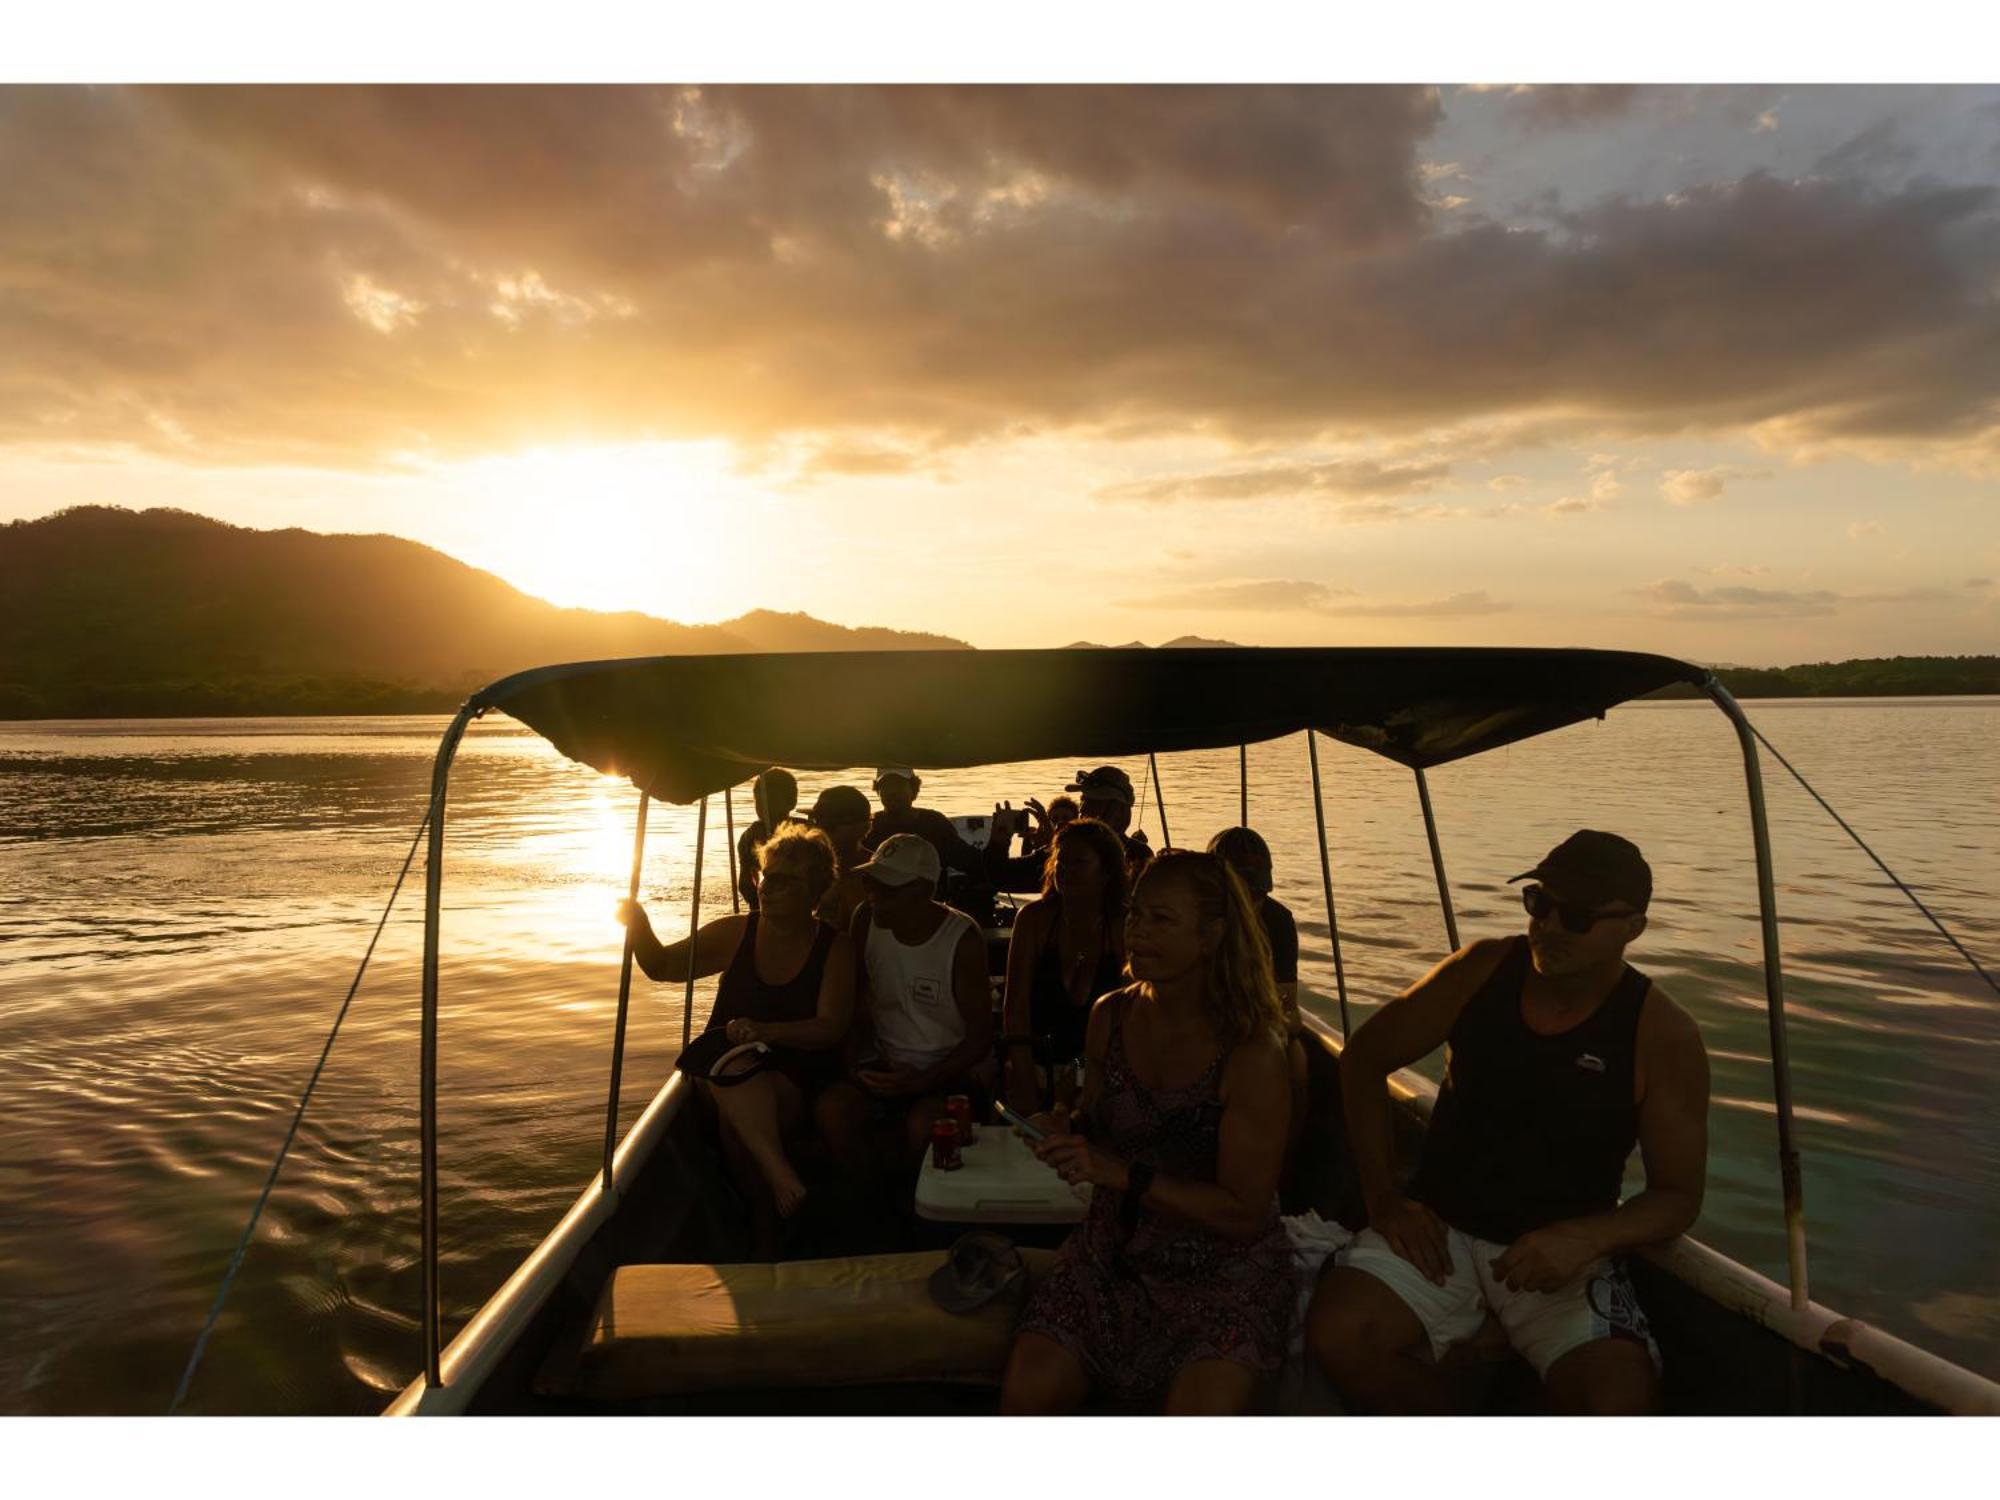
[435,440,755,622]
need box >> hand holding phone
[993,1098,1047,1141]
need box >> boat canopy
[472,647,1708,804]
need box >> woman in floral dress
[1000,851,1295,1415]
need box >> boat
[373,647,2000,1415]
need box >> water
[1,701,1995,1412]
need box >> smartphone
[993,1099,1048,1142]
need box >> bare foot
[770,1167,808,1218]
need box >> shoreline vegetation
[3,507,1995,719]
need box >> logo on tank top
[913,975,943,1008]
[1575,1051,1607,1073]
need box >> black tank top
[1028,896,1125,1064]
[706,914,837,1034]
[1409,936,1649,1243]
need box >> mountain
[1061,637,1244,649]
[0,507,967,718]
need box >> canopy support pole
[682,796,709,1052]
[1706,678,1808,1310]
[1148,752,1171,850]
[1414,766,1460,952]
[418,701,479,1390]
[724,785,740,914]
[601,790,650,1192]
[1238,744,1248,827]
[1307,732,1352,1038]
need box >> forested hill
[1649,656,2000,699]
[0,507,967,718]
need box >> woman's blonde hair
[756,822,838,909]
[1131,851,1286,1050]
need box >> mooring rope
[1751,722,1999,1001]
[168,799,435,1414]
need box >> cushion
[538,1249,1057,1399]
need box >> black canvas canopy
[471,647,1708,805]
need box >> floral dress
[1017,996,1293,1402]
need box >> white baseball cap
[874,764,918,784]
[855,832,941,887]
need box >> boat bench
[535,1249,1057,1401]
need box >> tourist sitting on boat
[1306,830,1710,1415]
[999,817,1129,1114]
[1018,792,1079,853]
[987,766,1149,893]
[1000,851,1294,1416]
[617,824,855,1257]
[814,833,993,1179]
[1207,826,1309,1172]
[862,764,986,879]
[806,782,873,934]
[735,767,801,912]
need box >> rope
[168,799,435,1414]
[1749,722,1999,1000]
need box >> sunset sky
[4,81,1998,662]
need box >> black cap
[1065,765,1135,806]
[1509,830,1652,911]
[809,784,871,827]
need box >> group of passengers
[619,769,1711,1417]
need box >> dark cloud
[1494,85,1646,131]
[2,85,1997,466]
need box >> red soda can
[947,1093,977,1145]
[931,1117,963,1171]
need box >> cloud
[791,443,940,480]
[1116,578,1354,611]
[1660,466,1773,506]
[1317,589,1511,617]
[2,87,1998,468]
[1487,473,1529,491]
[1471,85,1646,131]
[1096,457,1451,503]
[1847,519,1884,539]
[1639,578,1957,619]
[1117,579,1508,617]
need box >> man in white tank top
[813,834,993,1180]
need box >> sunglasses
[1521,884,1636,934]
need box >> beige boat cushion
[541,1249,1057,1398]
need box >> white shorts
[1335,1224,1660,1378]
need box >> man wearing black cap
[986,766,1151,893]
[1307,830,1710,1415]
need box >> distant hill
[0,507,967,718]
[1062,636,1245,649]
[1648,656,2000,700]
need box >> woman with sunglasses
[618,823,855,1257]
[1306,830,1710,1415]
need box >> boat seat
[536,1248,1058,1400]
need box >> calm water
[1,700,1996,1413]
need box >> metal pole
[1238,744,1248,828]
[418,702,478,1389]
[1414,766,1460,952]
[1148,752,1171,850]
[1307,732,1352,1037]
[602,790,650,1191]
[1707,679,1808,1310]
[724,785,740,915]
[682,796,709,1052]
